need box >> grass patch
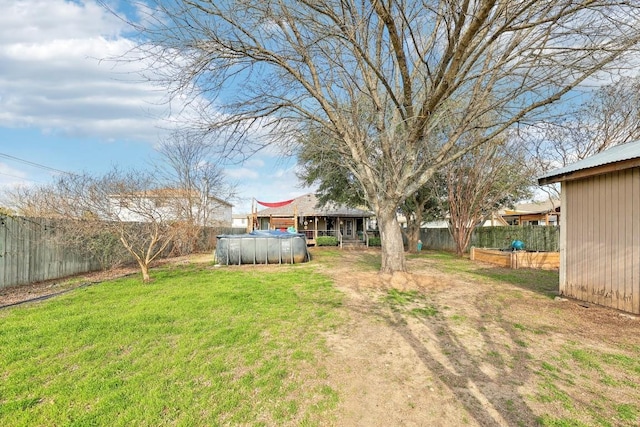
[381,289,439,319]
[536,380,573,409]
[0,265,343,426]
[383,289,421,305]
[533,343,640,426]
[411,306,439,317]
[308,248,342,265]
[419,251,558,297]
[616,404,638,422]
[356,253,381,271]
[537,415,589,427]
[568,348,602,370]
[513,323,527,331]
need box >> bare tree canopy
[126,0,640,273]
[155,133,237,226]
[526,76,640,198]
[442,137,533,256]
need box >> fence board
[1,215,224,289]
[420,225,559,253]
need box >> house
[232,213,249,229]
[500,200,561,226]
[538,141,640,314]
[111,188,232,227]
[252,193,373,246]
[398,200,559,230]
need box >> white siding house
[232,214,250,230]
[110,189,232,227]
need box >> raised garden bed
[470,247,559,270]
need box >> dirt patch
[313,248,640,426]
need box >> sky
[0,0,310,214]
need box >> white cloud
[243,158,265,168]
[0,0,310,206]
[0,161,31,189]
[226,167,260,180]
[0,162,27,177]
[0,0,124,44]
[0,0,173,142]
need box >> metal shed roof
[538,140,640,184]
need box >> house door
[341,219,355,239]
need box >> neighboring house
[111,188,233,227]
[408,214,506,229]
[232,213,249,230]
[253,193,373,246]
[539,141,640,314]
[399,201,559,230]
[500,200,561,226]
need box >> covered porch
[252,193,374,247]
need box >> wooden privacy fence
[0,215,230,290]
[0,216,103,289]
[420,225,560,253]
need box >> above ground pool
[215,230,310,265]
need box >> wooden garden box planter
[470,247,560,270]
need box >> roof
[538,141,640,185]
[501,200,560,215]
[111,188,233,207]
[256,193,373,218]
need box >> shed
[538,141,640,314]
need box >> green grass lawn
[416,250,560,297]
[0,263,343,426]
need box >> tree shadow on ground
[381,295,540,426]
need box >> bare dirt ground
[312,248,640,427]
[2,250,639,426]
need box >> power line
[0,152,72,175]
[0,171,42,183]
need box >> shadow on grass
[470,267,559,299]
[415,251,559,299]
[356,253,381,271]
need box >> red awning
[256,199,295,208]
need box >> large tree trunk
[376,207,406,273]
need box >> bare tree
[8,169,181,282]
[441,138,533,256]
[526,76,640,198]
[122,0,640,273]
[155,133,237,253]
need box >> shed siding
[563,168,640,314]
